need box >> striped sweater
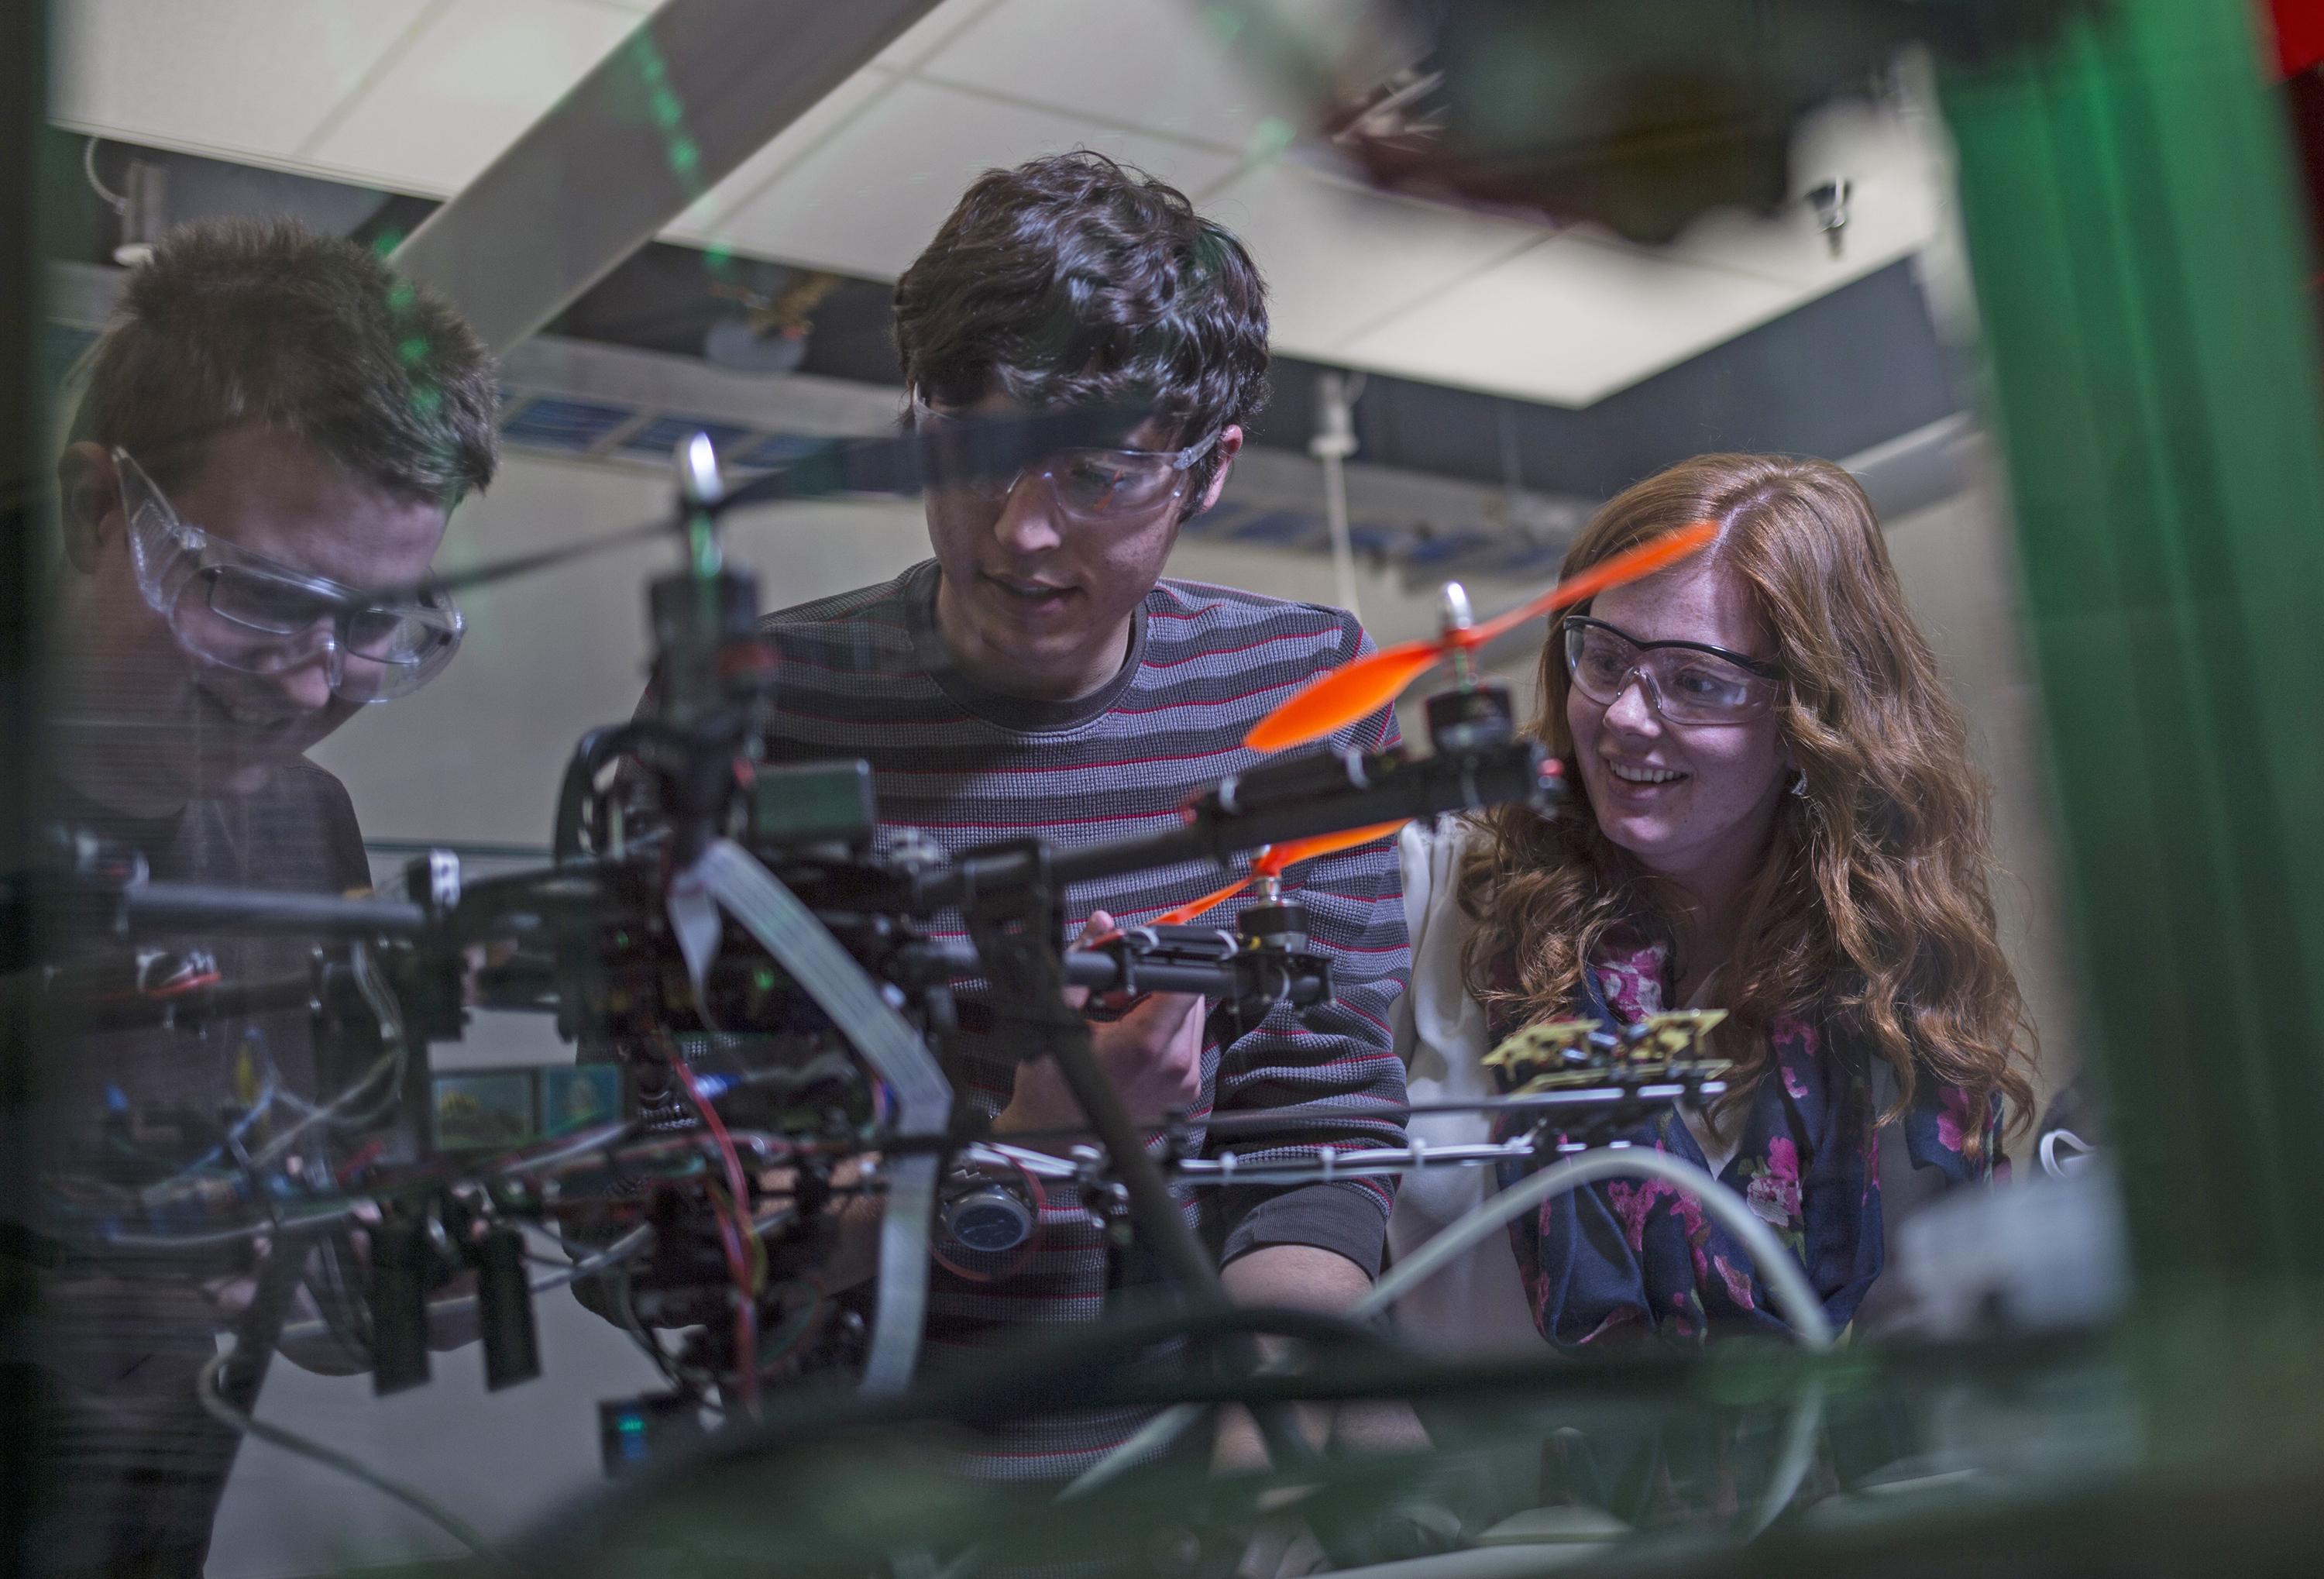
[756,559,1411,1476]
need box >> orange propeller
[1243,520,1720,754]
[1153,820,1408,926]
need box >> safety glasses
[1561,614,1783,725]
[114,448,462,703]
[912,399,1217,525]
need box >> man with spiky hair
[744,151,1412,1481]
[29,217,498,1578]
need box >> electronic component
[598,1392,708,1477]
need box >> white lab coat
[1386,819,1546,1355]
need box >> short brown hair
[894,150,1268,496]
[73,218,499,504]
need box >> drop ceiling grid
[49,0,438,167]
[670,0,1272,251]
[288,0,461,164]
[875,0,1013,73]
[1198,158,1556,359]
[658,66,907,249]
[47,0,1948,410]
[909,0,1280,154]
[304,0,655,195]
[50,0,666,197]
[695,75,1241,279]
[1341,228,1808,407]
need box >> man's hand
[992,910,1205,1148]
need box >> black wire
[504,1302,1404,1576]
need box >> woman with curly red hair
[1396,452,2035,1349]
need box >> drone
[20,410,1725,1470]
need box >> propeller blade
[1241,640,1445,754]
[1153,873,1263,927]
[1153,819,1409,926]
[421,515,676,598]
[1468,520,1719,645]
[1239,523,1715,755]
[1260,819,1408,872]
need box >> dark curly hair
[893,150,1269,501]
[73,217,499,504]
[1459,453,2037,1156]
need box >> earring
[1790,771,1809,799]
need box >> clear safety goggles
[913,399,1219,525]
[1562,614,1783,726]
[114,448,462,703]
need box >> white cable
[209,947,408,1184]
[1321,446,1361,621]
[2040,1127,2094,1178]
[1360,1150,1830,1341]
[1312,370,1364,621]
[196,1349,504,1564]
[1359,1148,1829,1539]
[82,136,128,213]
[329,940,412,1131]
[1064,1147,1831,1533]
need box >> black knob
[1425,683,1515,752]
[1237,898,1309,951]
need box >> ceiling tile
[875,0,1008,70]
[660,67,900,246]
[1341,232,1804,407]
[707,77,1238,277]
[1204,160,1549,359]
[306,0,645,194]
[50,0,431,159]
[919,0,1288,153]
[1657,98,1944,291]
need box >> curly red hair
[1459,454,2035,1151]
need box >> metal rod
[921,741,1553,913]
[109,884,428,937]
[390,0,945,354]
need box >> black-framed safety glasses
[1561,614,1783,725]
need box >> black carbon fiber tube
[916,739,1558,913]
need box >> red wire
[670,1055,758,1412]
[94,969,224,1003]
[335,1137,387,1186]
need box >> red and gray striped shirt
[756,559,1411,1476]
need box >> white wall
[1883,466,2085,1127]
[311,453,938,845]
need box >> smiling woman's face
[1566,556,1791,889]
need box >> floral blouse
[1493,937,1994,1347]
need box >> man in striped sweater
[754,152,1411,1476]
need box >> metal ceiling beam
[390,0,941,355]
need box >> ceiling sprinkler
[1807,177,1851,257]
